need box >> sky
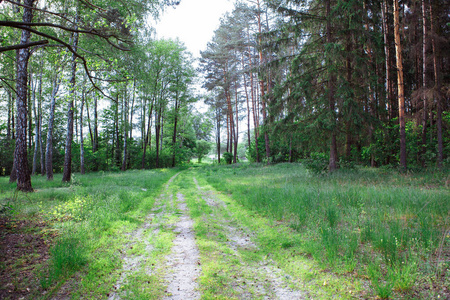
[153,0,235,58]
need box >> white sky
[153,0,236,58]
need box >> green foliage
[195,140,212,163]
[302,152,329,174]
[222,152,233,165]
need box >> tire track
[193,176,304,299]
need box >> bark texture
[14,0,34,192]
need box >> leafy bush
[302,152,329,174]
[223,152,233,164]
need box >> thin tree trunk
[62,13,79,182]
[382,0,394,120]
[46,76,61,181]
[327,0,338,172]
[7,90,12,140]
[234,80,239,163]
[155,104,162,168]
[141,98,153,169]
[114,95,121,167]
[172,90,179,168]
[80,85,85,175]
[31,75,39,175]
[242,57,251,150]
[247,29,260,163]
[430,0,443,167]
[85,99,94,148]
[38,60,44,175]
[14,0,34,191]
[393,0,407,171]
[121,86,128,171]
[94,94,98,152]
[421,0,428,166]
[216,108,221,163]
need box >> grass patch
[201,163,450,299]
[0,168,179,299]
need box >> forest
[1,0,449,192]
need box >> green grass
[0,168,179,299]
[175,169,364,299]
[201,163,450,299]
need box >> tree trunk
[62,14,79,182]
[430,0,443,167]
[247,29,260,163]
[172,91,179,168]
[234,81,239,163]
[94,94,98,153]
[46,76,61,180]
[256,0,271,162]
[31,75,39,175]
[141,98,153,169]
[382,0,394,120]
[80,86,85,175]
[121,86,128,171]
[155,105,162,168]
[393,0,407,171]
[114,95,121,167]
[85,99,94,148]
[7,90,12,140]
[421,0,428,166]
[14,0,34,192]
[326,0,338,172]
[38,61,45,176]
[216,108,221,164]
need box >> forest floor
[1,164,448,299]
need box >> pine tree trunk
[393,0,407,171]
[216,108,221,164]
[247,29,260,163]
[430,0,443,167]
[256,0,270,162]
[62,14,79,182]
[382,0,394,120]
[326,0,338,172]
[14,0,34,192]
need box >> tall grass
[203,163,449,298]
[0,168,178,297]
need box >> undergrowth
[0,168,178,299]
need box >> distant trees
[200,0,449,170]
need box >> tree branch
[8,25,116,102]
[0,21,132,46]
[0,40,48,53]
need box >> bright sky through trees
[154,0,235,58]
